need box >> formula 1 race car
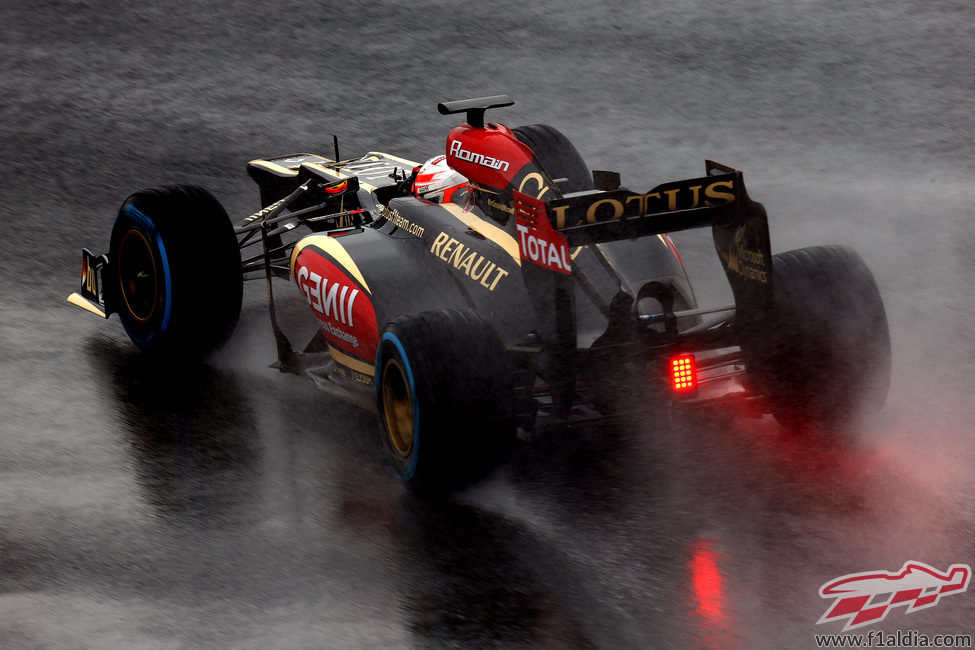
[68,95,891,492]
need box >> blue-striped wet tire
[375,309,515,493]
[109,185,242,358]
[740,245,890,433]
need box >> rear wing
[513,161,773,415]
[516,160,772,307]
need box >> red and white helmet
[412,155,468,204]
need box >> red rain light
[670,354,697,392]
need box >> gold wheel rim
[117,228,158,323]
[382,358,414,458]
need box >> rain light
[670,354,697,392]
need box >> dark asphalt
[2,1,974,648]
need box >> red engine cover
[445,123,535,191]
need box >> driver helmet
[412,155,468,204]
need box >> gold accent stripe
[289,235,371,293]
[248,153,328,176]
[328,344,375,377]
[366,151,420,168]
[248,160,300,176]
[66,293,107,318]
[439,202,521,266]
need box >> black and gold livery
[68,95,890,493]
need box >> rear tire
[109,185,242,358]
[741,245,890,433]
[375,309,515,493]
[513,123,594,194]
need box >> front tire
[109,185,242,358]
[375,309,515,493]
[741,245,891,432]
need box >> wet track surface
[2,1,975,647]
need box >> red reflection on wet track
[690,538,726,622]
[687,538,742,649]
